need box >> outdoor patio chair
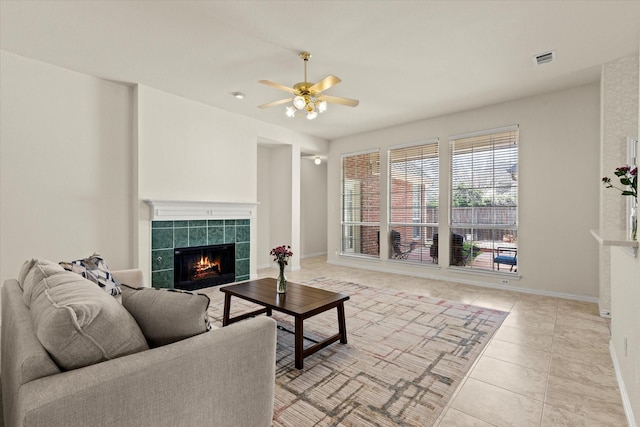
[430,233,468,265]
[493,247,517,271]
[390,230,416,259]
[450,233,466,266]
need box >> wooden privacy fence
[451,207,517,241]
[451,207,516,225]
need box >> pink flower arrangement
[602,166,637,200]
[270,245,293,266]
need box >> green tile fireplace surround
[151,219,251,288]
[146,200,257,289]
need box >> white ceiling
[1,1,639,141]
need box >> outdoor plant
[462,242,482,265]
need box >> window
[388,140,439,263]
[341,150,380,257]
[450,126,518,272]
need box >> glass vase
[631,202,637,241]
[276,262,287,294]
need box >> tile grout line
[539,297,560,426]
[434,302,514,426]
[455,298,552,426]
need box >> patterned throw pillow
[59,253,121,296]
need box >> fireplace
[174,244,235,291]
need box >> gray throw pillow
[25,262,149,370]
[20,259,64,305]
[121,284,212,347]
[18,258,38,290]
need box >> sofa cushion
[21,259,68,307]
[24,261,149,370]
[17,258,38,290]
[59,253,121,296]
[121,284,212,347]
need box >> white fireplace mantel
[146,200,258,221]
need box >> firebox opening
[174,244,235,291]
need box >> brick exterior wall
[342,154,380,256]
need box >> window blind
[388,139,439,263]
[449,126,519,271]
[450,127,518,223]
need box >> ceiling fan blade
[257,97,293,109]
[321,95,359,107]
[309,75,341,93]
[258,80,296,94]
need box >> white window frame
[388,138,439,263]
[449,125,519,272]
[340,149,381,258]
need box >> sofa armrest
[15,316,277,427]
[112,269,144,287]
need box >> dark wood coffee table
[220,278,349,369]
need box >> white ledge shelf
[591,229,638,257]
[590,229,639,248]
[146,200,258,221]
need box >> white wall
[328,83,601,300]
[0,51,134,283]
[0,51,328,287]
[135,85,325,281]
[611,247,640,426]
[300,158,328,258]
[256,145,272,268]
[256,148,328,269]
[137,85,256,202]
[608,49,640,427]
[600,55,639,314]
[268,145,293,267]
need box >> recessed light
[232,91,245,99]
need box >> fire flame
[191,255,220,279]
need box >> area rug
[205,278,508,426]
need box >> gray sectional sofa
[1,259,277,427]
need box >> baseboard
[257,252,326,272]
[327,257,599,304]
[301,251,328,259]
[256,263,303,272]
[610,340,638,427]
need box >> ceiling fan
[258,51,359,120]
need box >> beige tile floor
[258,256,627,427]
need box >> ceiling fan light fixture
[285,105,296,118]
[314,156,321,165]
[293,96,306,110]
[258,51,358,120]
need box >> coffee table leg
[337,302,347,344]
[295,317,304,369]
[222,293,232,327]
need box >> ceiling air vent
[533,50,556,66]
